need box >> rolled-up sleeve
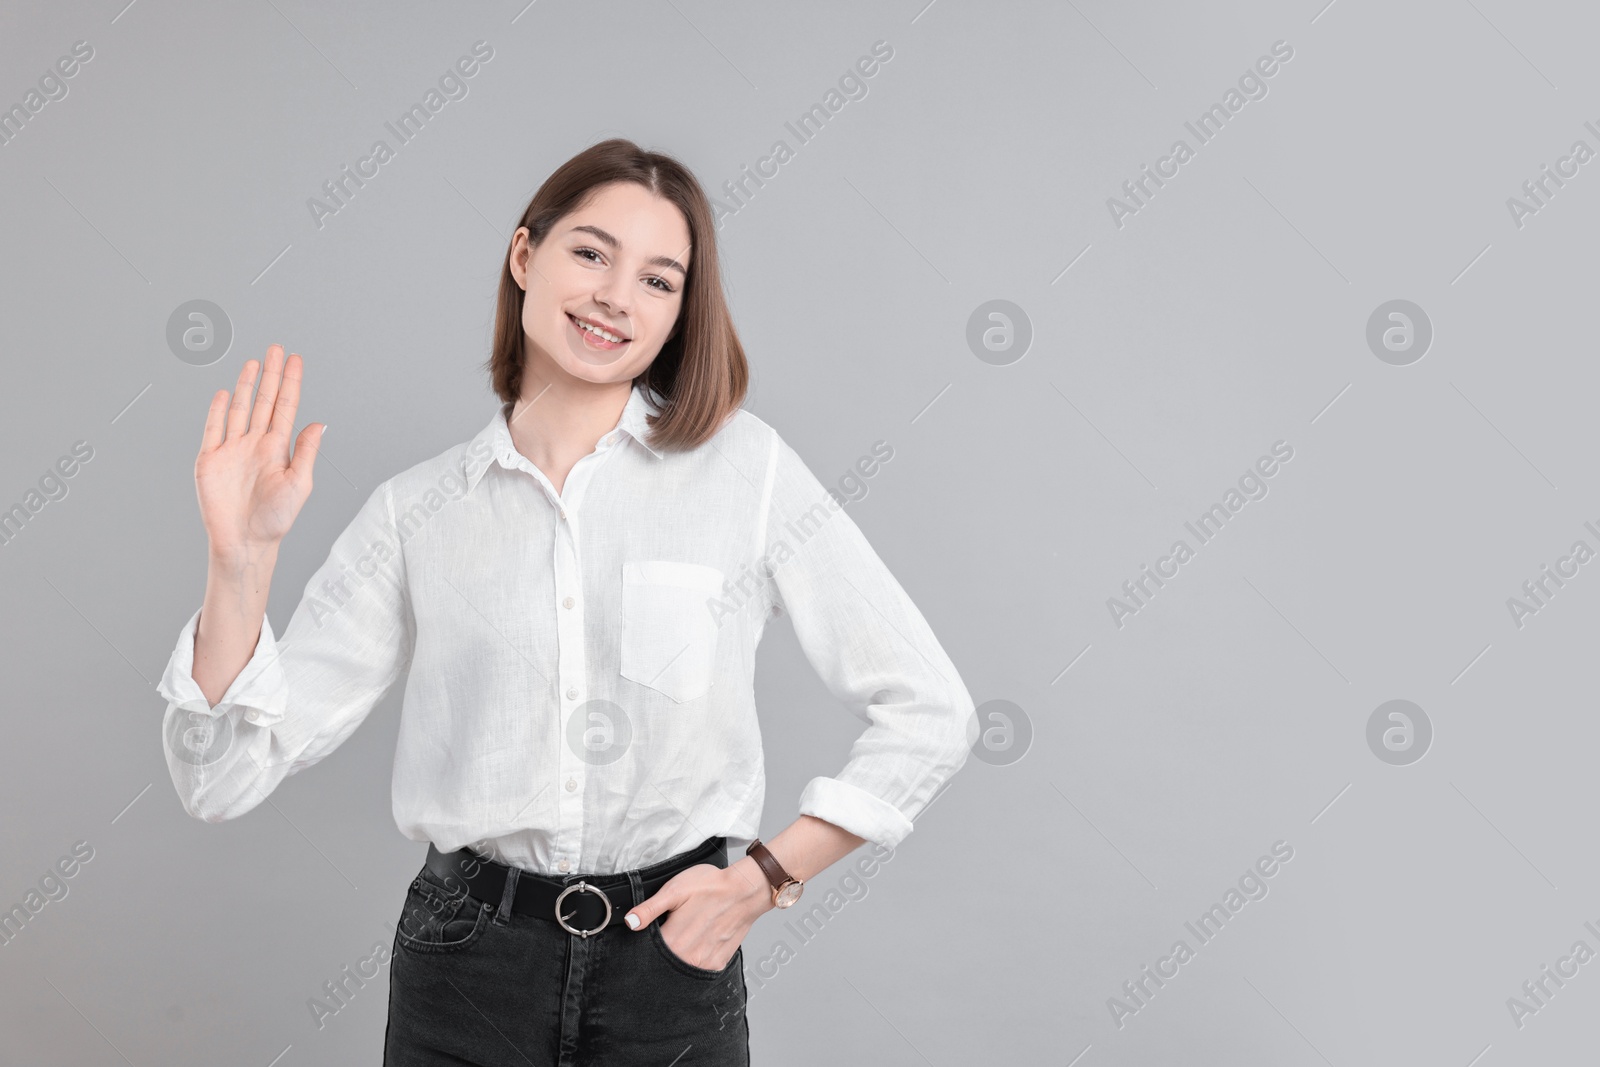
[760,431,974,850]
[155,478,413,823]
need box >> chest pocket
[619,560,726,704]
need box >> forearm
[726,814,867,916]
[193,542,279,708]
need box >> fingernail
[625,913,639,929]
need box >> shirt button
[566,686,579,700]
[557,859,570,872]
[565,778,577,792]
[563,596,575,609]
[245,709,262,724]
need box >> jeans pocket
[395,869,491,955]
[649,922,743,981]
[619,560,725,704]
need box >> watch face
[774,880,803,909]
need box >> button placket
[543,441,620,876]
[554,512,585,874]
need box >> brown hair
[484,138,748,452]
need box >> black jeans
[383,839,750,1066]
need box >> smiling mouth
[568,313,630,344]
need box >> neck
[508,374,632,472]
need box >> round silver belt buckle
[553,880,612,938]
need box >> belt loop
[626,868,646,911]
[495,865,520,926]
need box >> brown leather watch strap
[746,839,795,891]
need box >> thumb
[289,423,327,481]
[624,881,683,932]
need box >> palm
[195,346,325,555]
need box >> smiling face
[508,180,693,388]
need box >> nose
[592,272,630,317]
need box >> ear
[509,227,532,291]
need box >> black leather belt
[423,836,727,938]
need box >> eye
[573,246,676,294]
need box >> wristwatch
[746,839,804,908]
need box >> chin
[552,352,646,384]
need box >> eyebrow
[567,224,688,277]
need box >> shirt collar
[464,382,663,493]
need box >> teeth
[573,317,624,343]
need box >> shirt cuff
[155,606,290,727]
[797,776,916,851]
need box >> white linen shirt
[156,383,974,875]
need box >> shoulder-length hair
[484,138,748,452]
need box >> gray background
[1,0,1595,1063]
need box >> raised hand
[195,344,326,560]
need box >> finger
[625,884,682,930]
[200,389,230,453]
[288,421,326,483]
[268,352,304,440]
[248,344,285,436]
[224,358,260,442]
